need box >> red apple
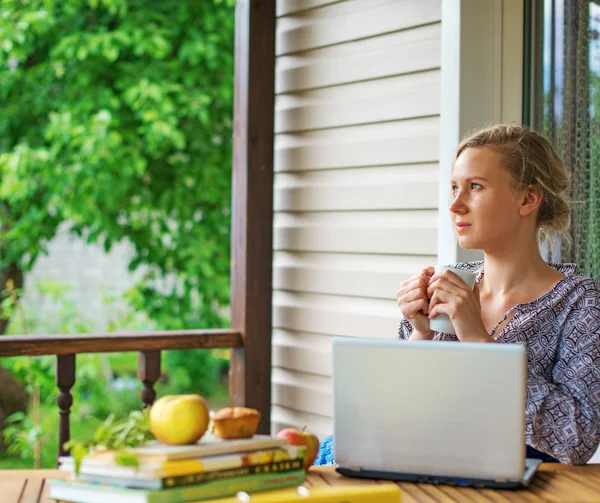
[276,426,320,469]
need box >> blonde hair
[455,123,571,249]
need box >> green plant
[2,411,44,462]
[1,402,110,469]
[64,408,154,475]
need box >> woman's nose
[449,193,467,214]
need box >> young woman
[315,124,600,466]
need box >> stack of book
[48,434,306,503]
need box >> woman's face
[450,147,527,251]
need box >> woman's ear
[519,185,543,217]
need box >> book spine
[159,444,306,476]
[161,458,303,488]
[151,470,306,503]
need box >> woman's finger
[428,288,453,316]
[421,266,435,277]
[428,288,454,317]
[429,290,438,312]
[427,277,466,298]
[434,288,466,320]
[398,288,428,306]
[428,288,446,312]
[428,301,451,320]
[399,273,428,289]
[397,275,429,299]
[400,298,429,318]
[406,277,428,294]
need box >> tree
[0,0,235,333]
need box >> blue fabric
[315,434,559,466]
[315,434,336,466]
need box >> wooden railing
[0,329,243,459]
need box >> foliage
[64,408,154,475]
[0,402,98,468]
[0,280,24,330]
[2,411,44,461]
[0,0,235,333]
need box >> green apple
[149,394,210,445]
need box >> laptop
[332,337,541,489]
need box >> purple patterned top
[397,261,600,465]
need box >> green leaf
[114,451,139,468]
[65,408,152,476]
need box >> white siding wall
[272,0,442,439]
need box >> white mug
[428,266,477,335]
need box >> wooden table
[5,465,600,502]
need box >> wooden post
[229,0,276,434]
[56,354,75,460]
[138,350,161,408]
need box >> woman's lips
[456,223,471,232]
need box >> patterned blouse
[397,261,600,465]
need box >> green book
[48,469,305,503]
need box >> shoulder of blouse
[545,268,600,320]
[550,263,600,291]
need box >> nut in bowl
[212,406,261,439]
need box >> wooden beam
[229,0,276,434]
[0,329,242,357]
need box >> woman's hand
[427,270,493,343]
[396,267,435,339]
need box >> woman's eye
[451,186,459,195]
[470,183,482,190]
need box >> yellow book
[209,483,402,502]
